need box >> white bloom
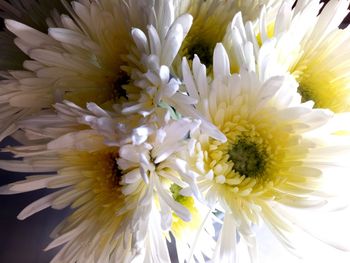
[0,98,204,262]
[118,115,200,226]
[172,0,279,71]
[258,0,350,112]
[0,133,148,262]
[0,0,158,140]
[181,37,350,262]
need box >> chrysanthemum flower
[117,112,218,262]
[181,34,350,262]
[0,99,209,262]
[0,136,147,262]
[0,0,163,140]
[259,0,350,112]
[173,0,279,70]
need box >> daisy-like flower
[173,0,279,70]
[0,98,206,262]
[0,0,160,140]
[258,0,350,112]
[0,133,146,262]
[181,26,350,262]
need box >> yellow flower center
[292,64,350,112]
[206,119,275,189]
[62,147,123,205]
[297,84,314,103]
[63,69,130,110]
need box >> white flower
[0,132,148,262]
[0,97,205,262]
[258,0,350,112]
[172,0,279,71]
[0,0,158,140]
[181,38,350,262]
[118,115,200,226]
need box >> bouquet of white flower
[1,0,350,262]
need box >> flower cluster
[1,0,350,262]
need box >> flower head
[259,0,350,112]
[174,0,279,70]
[181,34,350,261]
[0,98,207,262]
[0,0,161,140]
[1,1,350,263]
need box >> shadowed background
[0,137,71,262]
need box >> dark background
[0,137,70,262]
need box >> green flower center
[170,184,188,204]
[228,139,267,178]
[298,85,314,104]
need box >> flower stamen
[187,40,214,67]
[228,138,267,178]
[112,71,129,100]
[298,85,314,104]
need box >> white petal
[213,43,230,79]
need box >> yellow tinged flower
[0,141,144,262]
[174,0,279,70]
[291,28,350,112]
[181,38,350,262]
[0,101,202,262]
[259,0,350,112]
